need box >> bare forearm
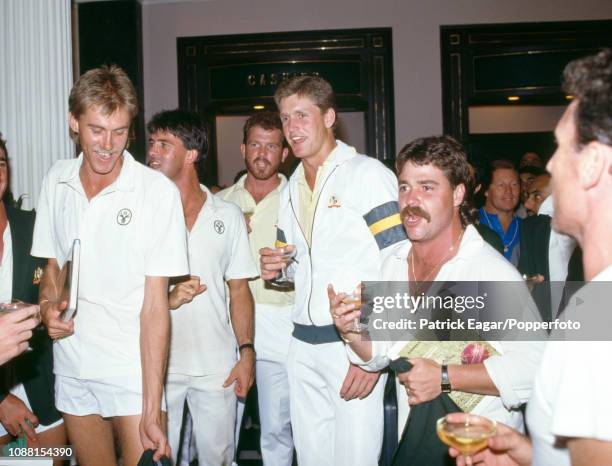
[140,277,170,418]
[39,260,61,303]
[448,363,499,396]
[569,438,612,466]
[228,279,254,346]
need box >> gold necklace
[409,229,465,286]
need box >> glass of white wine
[436,414,497,466]
[342,292,365,333]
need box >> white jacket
[277,140,407,326]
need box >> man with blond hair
[260,76,406,465]
[32,66,188,465]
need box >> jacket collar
[291,139,356,186]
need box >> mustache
[251,157,271,168]
[401,205,431,223]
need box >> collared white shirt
[539,196,577,314]
[528,265,612,466]
[348,225,544,435]
[0,223,12,303]
[32,151,189,379]
[168,185,258,376]
[218,174,294,307]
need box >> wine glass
[268,241,297,289]
[342,292,365,333]
[0,301,40,351]
[436,414,497,466]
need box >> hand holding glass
[341,292,365,333]
[0,301,40,351]
[268,241,297,288]
[437,414,497,466]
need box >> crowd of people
[0,47,610,466]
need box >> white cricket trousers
[255,303,294,466]
[166,371,236,466]
[287,336,385,466]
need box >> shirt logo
[117,208,133,226]
[214,220,225,234]
[328,195,342,208]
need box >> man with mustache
[524,173,552,217]
[516,165,545,219]
[147,109,257,466]
[330,136,543,466]
[31,66,189,466]
[480,160,522,265]
[260,76,407,465]
[218,112,295,466]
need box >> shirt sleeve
[345,340,392,372]
[31,172,57,260]
[143,178,189,277]
[225,206,258,281]
[549,341,612,441]
[484,340,545,409]
[359,161,407,258]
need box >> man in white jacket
[260,75,407,466]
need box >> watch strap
[239,343,255,353]
[441,364,452,393]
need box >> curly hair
[563,48,612,148]
[396,135,476,227]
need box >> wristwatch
[239,343,255,353]
[441,364,452,393]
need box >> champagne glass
[269,241,297,289]
[436,414,497,466]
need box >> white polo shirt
[32,151,189,380]
[168,185,257,376]
[527,265,612,466]
[0,223,12,303]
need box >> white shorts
[55,375,166,418]
[0,383,63,437]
